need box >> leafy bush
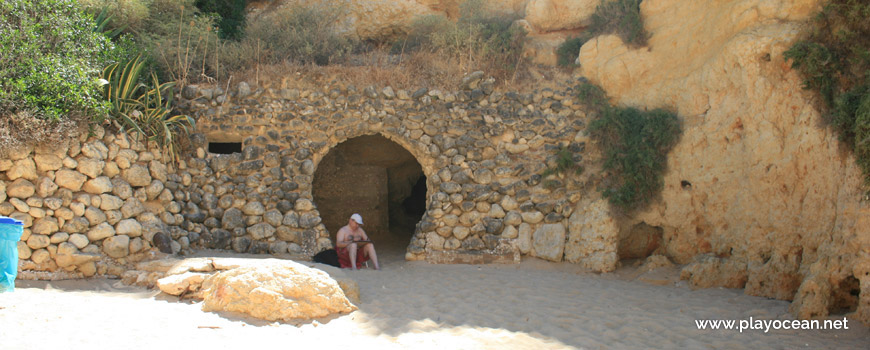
[542,147,584,178]
[588,0,648,47]
[244,4,358,66]
[0,0,116,120]
[557,36,589,67]
[578,82,681,211]
[195,0,247,40]
[784,0,870,182]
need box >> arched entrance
[312,134,427,260]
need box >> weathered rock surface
[524,0,596,32]
[565,198,617,272]
[200,260,357,321]
[577,0,869,322]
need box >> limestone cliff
[577,0,870,322]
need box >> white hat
[350,213,364,225]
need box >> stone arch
[310,129,436,257]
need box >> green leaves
[584,83,682,211]
[588,0,648,47]
[785,0,870,185]
[102,55,195,162]
[0,0,115,120]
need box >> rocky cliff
[577,0,870,323]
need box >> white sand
[1,250,867,350]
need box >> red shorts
[336,245,369,268]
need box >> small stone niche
[208,142,241,154]
[618,222,664,261]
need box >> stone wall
[178,74,611,267]
[2,129,194,279]
[3,72,622,280]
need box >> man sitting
[335,213,380,270]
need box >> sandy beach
[1,245,867,350]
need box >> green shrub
[195,0,247,40]
[245,4,358,66]
[78,0,152,34]
[557,36,589,67]
[0,0,117,120]
[542,146,584,178]
[588,0,648,47]
[784,0,870,184]
[102,55,195,162]
[581,82,682,211]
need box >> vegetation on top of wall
[576,81,681,211]
[241,4,360,67]
[393,0,527,81]
[194,0,248,40]
[784,0,870,184]
[556,0,648,67]
[0,0,118,121]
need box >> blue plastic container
[0,216,24,292]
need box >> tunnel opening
[312,135,426,261]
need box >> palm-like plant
[102,55,195,162]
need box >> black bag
[312,249,340,267]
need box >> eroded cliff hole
[312,135,426,257]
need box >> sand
[1,248,867,350]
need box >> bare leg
[364,244,380,270]
[348,243,358,270]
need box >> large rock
[76,157,105,178]
[87,222,116,241]
[243,201,265,216]
[565,199,618,272]
[222,208,244,230]
[55,170,87,191]
[199,260,357,321]
[82,176,113,194]
[35,153,63,172]
[122,164,152,187]
[31,217,59,235]
[103,235,130,258]
[531,223,565,262]
[7,158,37,180]
[6,179,35,198]
[115,219,143,237]
[524,0,597,32]
[248,223,276,240]
[35,176,58,197]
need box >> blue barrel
[0,216,24,292]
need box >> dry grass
[0,112,88,158]
[225,49,572,94]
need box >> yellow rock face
[524,0,597,32]
[578,0,870,322]
[200,260,357,321]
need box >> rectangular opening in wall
[208,142,241,154]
